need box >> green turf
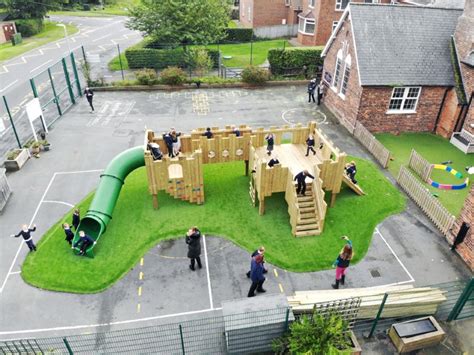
[50,0,139,16]
[376,132,473,216]
[21,157,405,293]
[0,22,78,62]
[108,39,291,71]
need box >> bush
[135,68,159,85]
[15,18,44,37]
[160,66,187,85]
[230,9,239,20]
[125,41,219,70]
[224,28,254,42]
[241,65,269,85]
[268,48,324,76]
[185,48,213,76]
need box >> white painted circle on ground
[281,108,327,125]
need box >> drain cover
[370,269,381,278]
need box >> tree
[2,0,60,19]
[185,48,213,76]
[127,0,232,45]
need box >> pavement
[0,86,472,353]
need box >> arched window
[168,164,183,179]
[340,55,351,97]
[332,49,343,89]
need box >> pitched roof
[349,4,462,86]
[402,0,465,9]
[461,51,474,67]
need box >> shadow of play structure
[72,121,364,257]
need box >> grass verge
[21,157,405,293]
[0,22,78,62]
[376,132,473,216]
[108,39,291,71]
[50,0,139,16]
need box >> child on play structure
[345,161,357,184]
[72,231,96,256]
[305,133,316,156]
[63,223,74,246]
[72,209,81,231]
[265,133,275,156]
[332,236,353,289]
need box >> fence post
[284,307,290,331]
[63,338,74,355]
[62,58,76,105]
[48,68,62,116]
[2,96,22,148]
[81,45,87,63]
[179,324,185,355]
[447,278,474,321]
[30,78,38,98]
[70,52,82,97]
[250,38,253,66]
[366,292,388,338]
[117,44,125,80]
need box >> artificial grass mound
[21,157,405,294]
[375,133,473,216]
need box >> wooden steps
[293,184,320,237]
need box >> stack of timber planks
[288,285,446,319]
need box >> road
[0,15,142,161]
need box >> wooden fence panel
[397,166,455,236]
[408,149,433,182]
[353,122,391,168]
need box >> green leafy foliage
[15,18,44,37]
[273,310,352,354]
[185,48,213,76]
[268,48,324,76]
[224,28,254,42]
[127,0,232,45]
[241,65,269,85]
[4,0,60,19]
[134,68,159,85]
[160,66,187,85]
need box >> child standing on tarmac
[332,236,353,289]
[11,224,37,252]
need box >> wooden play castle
[144,122,363,237]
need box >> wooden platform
[255,144,323,178]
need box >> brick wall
[253,0,290,27]
[454,0,474,134]
[436,88,463,138]
[322,15,362,129]
[357,86,447,133]
[449,185,473,271]
[240,0,254,27]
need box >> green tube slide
[72,146,145,257]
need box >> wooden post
[330,192,337,207]
[245,160,249,176]
[152,194,158,209]
[259,197,265,215]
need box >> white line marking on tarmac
[55,169,103,175]
[0,173,57,294]
[203,234,214,310]
[42,200,75,208]
[0,79,18,93]
[0,308,223,336]
[92,33,113,42]
[30,59,53,73]
[376,227,415,283]
[9,271,21,275]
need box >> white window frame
[387,87,421,114]
[332,49,343,92]
[285,0,291,6]
[298,15,316,35]
[335,0,349,11]
[309,0,315,8]
[332,21,338,33]
[339,55,351,99]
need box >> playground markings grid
[0,170,415,337]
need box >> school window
[388,87,421,112]
[309,0,315,7]
[340,58,351,96]
[335,0,350,11]
[298,16,316,34]
[285,0,291,5]
[333,58,343,89]
[332,21,338,33]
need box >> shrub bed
[268,48,324,76]
[15,18,44,37]
[224,28,254,42]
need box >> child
[268,154,280,168]
[11,224,37,252]
[265,133,275,156]
[332,239,353,289]
[202,127,213,139]
[345,161,357,184]
[305,134,316,156]
[63,223,74,245]
[72,209,80,231]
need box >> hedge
[125,45,220,70]
[267,48,324,75]
[224,28,254,43]
[15,18,44,37]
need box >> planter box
[388,316,445,353]
[346,330,362,355]
[4,149,30,171]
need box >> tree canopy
[1,0,60,19]
[126,0,232,45]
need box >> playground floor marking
[42,200,75,208]
[0,308,223,336]
[203,234,214,310]
[0,169,105,295]
[375,227,415,283]
[281,107,327,126]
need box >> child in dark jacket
[63,223,74,245]
[305,134,316,156]
[11,224,37,252]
